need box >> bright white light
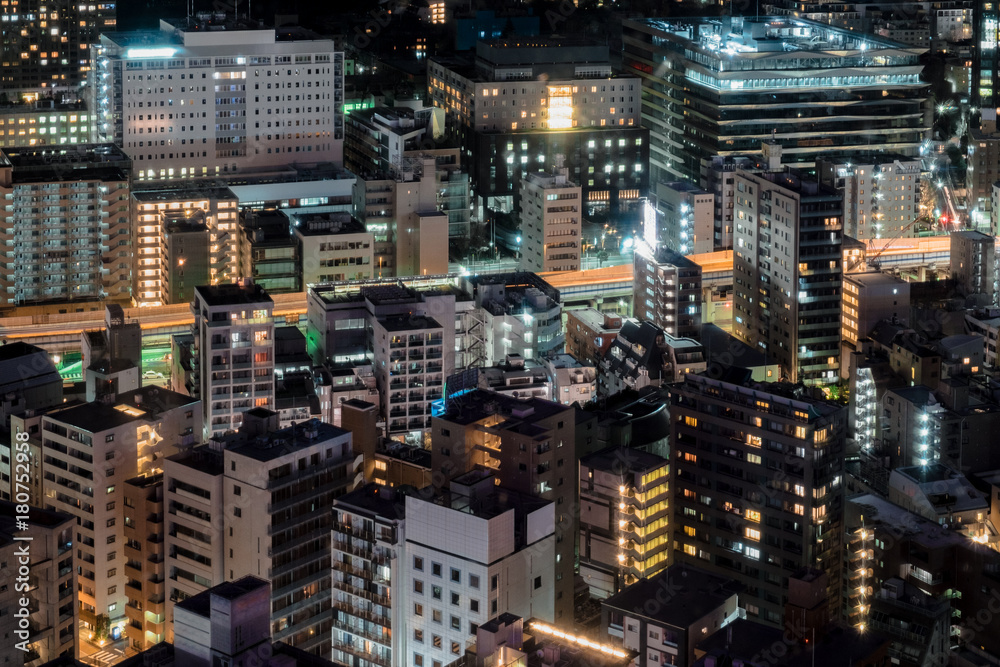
[126,47,178,59]
[622,237,634,251]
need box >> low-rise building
[294,212,375,286]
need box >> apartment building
[951,230,997,303]
[237,209,302,294]
[122,473,165,651]
[307,278,460,436]
[92,14,345,182]
[405,470,556,666]
[669,374,847,627]
[0,2,116,95]
[331,483,407,667]
[816,156,922,242]
[428,37,647,211]
[579,446,671,599]
[519,167,582,273]
[192,282,275,438]
[431,391,576,625]
[0,144,131,308]
[462,272,564,364]
[732,167,844,386]
[841,271,910,349]
[131,185,240,306]
[633,246,703,340]
[599,320,707,397]
[40,385,200,645]
[543,354,597,407]
[0,501,77,665]
[623,17,928,183]
[652,181,715,255]
[565,309,622,367]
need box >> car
[142,371,164,379]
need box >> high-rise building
[431,390,576,624]
[0,144,131,308]
[816,156,922,242]
[519,166,582,273]
[579,446,671,599]
[0,501,77,665]
[39,385,201,647]
[404,470,557,666]
[669,373,847,627]
[632,247,703,339]
[428,37,648,212]
[331,483,406,667]
[0,1,116,95]
[92,15,345,182]
[623,17,929,183]
[131,185,240,306]
[192,282,275,438]
[122,472,165,651]
[0,102,94,149]
[975,0,1000,128]
[731,167,843,385]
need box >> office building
[192,281,275,438]
[404,470,557,666]
[633,247,703,339]
[817,156,922,242]
[519,166,583,273]
[699,150,783,252]
[131,185,240,306]
[237,209,301,294]
[579,446,671,599]
[294,212,375,286]
[950,230,997,304]
[0,102,93,148]
[731,167,843,385]
[344,106,443,179]
[331,483,407,667]
[431,390,576,624]
[623,17,929,183]
[602,564,743,667]
[40,385,200,646]
[670,374,847,627]
[428,38,648,212]
[0,341,62,434]
[0,2,116,95]
[969,129,1000,222]
[92,15,345,182]
[352,157,451,278]
[0,144,131,308]
[307,277,459,436]
[0,501,77,666]
[976,0,1000,130]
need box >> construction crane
[865,215,928,271]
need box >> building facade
[519,167,582,273]
[92,15,345,182]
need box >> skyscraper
[623,16,929,183]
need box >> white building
[404,470,556,667]
[519,166,582,273]
[817,156,921,242]
[92,14,345,182]
[653,180,714,255]
[193,281,275,438]
[542,354,596,406]
[293,212,375,286]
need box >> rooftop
[580,445,669,474]
[225,418,350,462]
[175,575,269,618]
[195,281,273,307]
[377,314,443,333]
[604,563,743,627]
[438,388,572,428]
[334,482,409,522]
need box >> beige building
[123,473,166,651]
[39,385,200,646]
[0,144,131,308]
[519,167,582,273]
[842,271,911,347]
[293,212,375,286]
[633,246,703,340]
[132,185,240,306]
[0,501,77,666]
[817,156,921,242]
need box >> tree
[94,613,111,642]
